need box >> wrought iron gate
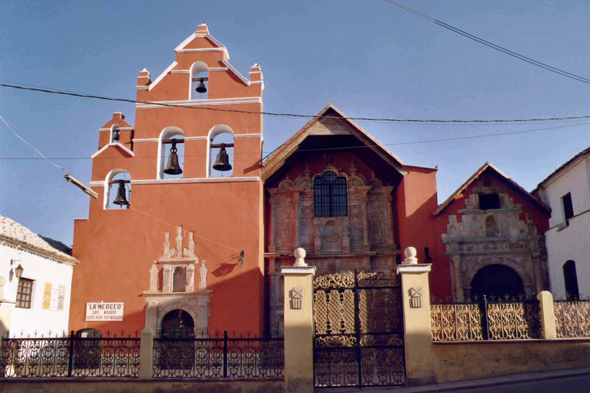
[313,270,405,388]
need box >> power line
[2,120,588,161]
[0,114,68,173]
[383,0,590,85]
[2,82,590,123]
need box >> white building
[532,146,590,299]
[0,215,78,336]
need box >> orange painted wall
[70,26,265,335]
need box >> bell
[164,141,183,175]
[113,180,130,206]
[195,78,207,94]
[213,143,232,171]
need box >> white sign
[85,302,124,321]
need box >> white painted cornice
[91,143,135,159]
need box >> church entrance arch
[160,309,195,338]
[471,264,525,300]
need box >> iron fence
[152,331,284,378]
[554,299,590,338]
[431,296,542,341]
[0,331,140,378]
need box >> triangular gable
[174,23,229,59]
[433,162,549,216]
[91,143,135,159]
[262,104,408,181]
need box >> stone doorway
[160,309,195,338]
[471,264,525,300]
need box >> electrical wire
[1,119,588,161]
[0,114,68,173]
[2,82,590,123]
[383,0,590,85]
[0,114,247,253]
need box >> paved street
[446,374,590,393]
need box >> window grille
[16,278,33,309]
[314,171,347,217]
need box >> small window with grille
[314,171,348,217]
[479,193,500,210]
[16,278,33,309]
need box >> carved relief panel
[267,160,397,256]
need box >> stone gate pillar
[281,248,316,393]
[397,247,434,386]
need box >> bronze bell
[164,141,183,175]
[195,78,207,94]
[213,143,232,171]
[113,180,130,207]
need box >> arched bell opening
[105,169,131,210]
[190,61,208,100]
[158,127,185,179]
[160,309,195,338]
[470,264,525,300]
[207,125,234,178]
[110,124,120,143]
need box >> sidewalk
[323,366,590,392]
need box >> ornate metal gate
[313,270,405,388]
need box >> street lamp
[15,264,23,279]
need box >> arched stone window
[207,124,234,178]
[190,61,208,100]
[314,171,347,217]
[157,127,185,179]
[563,260,579,300]
[104,169,131,210]
[110,124,120,143]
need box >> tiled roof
[0,215,78,265]
[532,146,590,194]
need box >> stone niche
[442,181,548,301]
[267,160,396,255]
[144,226,211,335]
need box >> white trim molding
[396,264,432,275]
[134,177,260,185]
[174,32,229,59]
[176,48,225,53]
[221,59,249,86]
[91,177,260,186]
[132,138,159,143]
[148,61,178,91]
[136,96,262,109]
[91,143,135,159]
[100,127,133,131]
[234,133,262,138]
[135,86,149,90]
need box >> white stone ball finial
[403,247,418,264]
[294,248,307,267]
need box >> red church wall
[70,25,266,335]
[430,167,551,300]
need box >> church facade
[69,25,551,337]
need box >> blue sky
[1,0,589,245]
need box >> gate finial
[403,247,418,264]
[294,248,307,267]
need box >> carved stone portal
[442,181,548,301]
[144,225,211,335]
